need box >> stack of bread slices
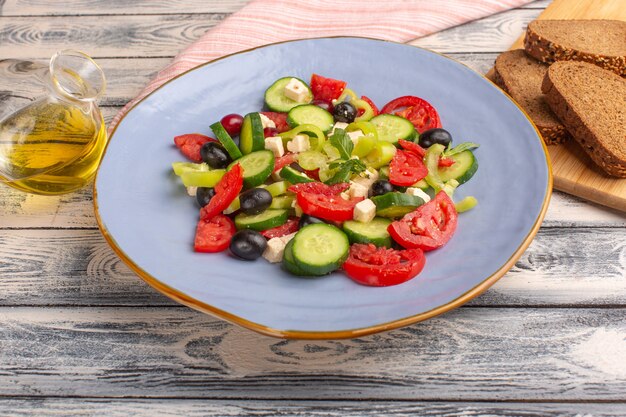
[493,19,625,178]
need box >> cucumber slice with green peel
[235,209,289,231]
[180,169,225,187]
[297,150,328,170]
[438,150,478,184]
[364,141,397,169]
[265,77,313,112]
[260,180,290,197]
[270,195,295,209]
[371,192,425,218]
[280,166,314,184]
[229,150,274,188]
[378,166,390,180]
[210,121,242,160]
[412,179,430,190]
[282,239,317,277]
[291,224,349,276]
[369,114,416,144]
[343,218,392,248]
[287,105,334,133]
[240,113,266,155]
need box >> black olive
[229,230,267,260]
[418,128,453,148]
[333,102,357,123]
[239,188,272,215]
[200,142,232,169]
[298,214,325,228]
[196,187,216,207]
[369,180,394,197]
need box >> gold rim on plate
[93,37,553,340]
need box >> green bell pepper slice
[280,124,326,150]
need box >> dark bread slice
[542,61,626,178]
[524,19,626,76]
[494,49,569,145]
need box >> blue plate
[95,38,551,339]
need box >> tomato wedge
[273,153,297,173]
[194,215,236,253]
[358,95,379,117]
[381,96,442,134]
[174,133,215,162]
[288,182,349,196]
[261,217,299,239]
[398,139,426,158]
[297,192,362,222]
[343,244,426,287]
[310,74,346,103]
[388,191,458,251]
[200,164,244,220]
[388,149,428,186]
[260,111,290,133]
[438,157,456,167]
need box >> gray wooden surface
[1,0,625,416]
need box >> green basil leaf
[324,161,353,185]
[443,142,479,157]
[329,129,353,160]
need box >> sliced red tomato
[174,133,215,162]
[297,192,362,222]
[260,111,290,133]
[194,215,235,253]
[200,164,244,220]
[273,153,297,173]
[358,95,380,117]
[343,244,426,287]
[261,217,299,239]
[398,139,426,158]
[310,74,346,103]
[438,157,456,167]
[388,191,458,251]
[381,96,442,134]
[288,182,349,196]
[389,149,428,186]
[303,168,320,181]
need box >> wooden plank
[0,399,624,417]
[0,14,228,60]
[0,228,624,307]
[0,307,624,399]
[0,0,251,16]
[410,9,542,52]
[483,0,626,213]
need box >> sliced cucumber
[287,105,334,133]
[264,77,313,112]
[240,113,265,155]
[260,180,290,197]
[438,150,478,184]
[369,114,416,144]
[412,179,430,190]
[364,141,397,169]
[282,239,317,277]
[280,166,314,184]
[180,169,225,187]
[371,192,425,218]
[291,224,349,276]
[229,150,274,188]
[235,209,289,231]
[297,150,328,170]
[378,166,390,180]
[343,218,392,248]
[210,121,242,160]
[270,195,295,209]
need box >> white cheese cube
[348,181,369,199]
[186,186,198,197]
[280,232,297,244]
[264,136,285,158]
[259,113,276,129]
[284,78,309,103]
[347,130,364,145]
[353,199,376,223]
[328,121,349,135]
[263,237,287,263]
[406,187,431,203]
[286,134,310,153]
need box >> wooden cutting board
[486,0,626,212]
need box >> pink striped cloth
[110,0,533,131]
